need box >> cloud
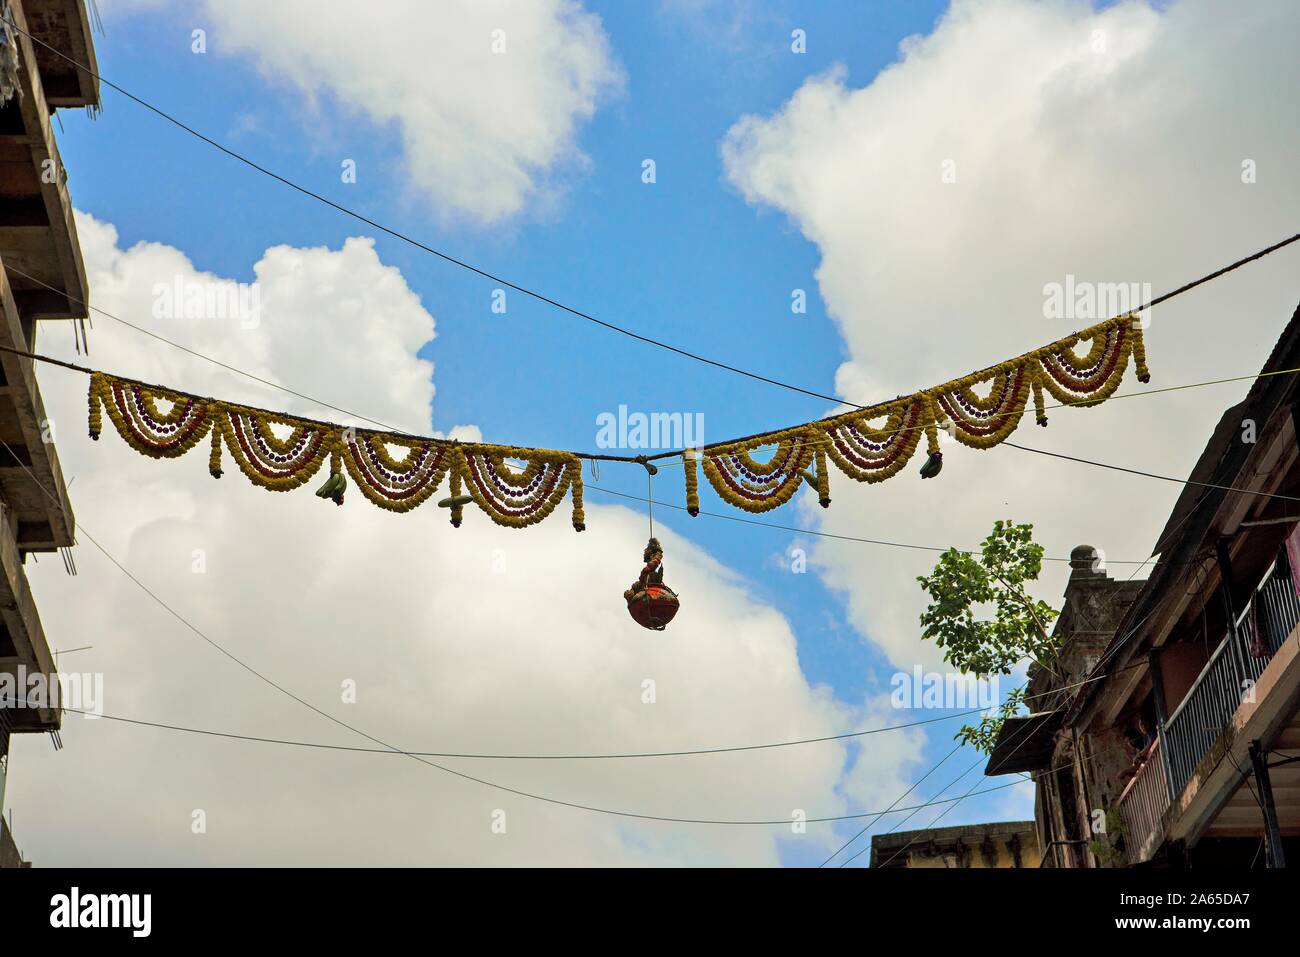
[723,0,1300,669]
[200,0,623,224]
[7,212,910,865]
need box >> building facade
[870,821,1040,869]
[0,0,98,867]
[988,302,1300,868]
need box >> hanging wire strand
[9,11,1296,415]
[7,322,1300,503]
[0,437,1045,828]
[0,13,853,408]
[0,15,1296,444]
[3,698,986,761]
[647,468,655,539]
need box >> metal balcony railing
[1163,555,1300,801]
[1117,738,1168,864]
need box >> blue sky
[16,0,1298,866]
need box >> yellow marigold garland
[216,405,331,492]
[448,456,466,528]
[1033,316,1133,407]
[209,422,223,477]
[813,441,830,507]
[1128,315,1151,382]
[88,373,587,531]
[683,448,700,516]
[933,363,1030,450]
[570,468,586,531]
[91,372,213,458]
[341,430,451,513]
[922,393,943,457]
[1030,364,1048,427]
[88,373,103,440]
[86,310,1150,526]
[451,444,584,531]
[822,399,923,484]
[701,431,815,513]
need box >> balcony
[1163,555,1300,798]
[1117,738,1167,865]
[1117,554,1300,863]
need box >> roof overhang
[985,711,1063,775]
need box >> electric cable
[3,12,1296,419]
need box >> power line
[586,481,1170,566]
[837,545,1176,868]
[2,263,406,436]
[18,249,1296,472]
[818,660,1150,867]
[838,697,1047,867]
[17,256,1300,474]
[818,742,963,867]
[861,718,1137,868]
[5,12,1297,415]
[8,317,1297,551]
[865,759,991,868]
[1004,440,1300,504]
[3,15,848,409]
[856,699,1083,868]
[1,691,1027,825]
[0,700,987,761]
[858,688,1148,868]
[1,441,1036,828]
[858,521,1193,868]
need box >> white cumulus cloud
[723,0,1300,670]
[201,0,623,224]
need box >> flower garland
[217,405,333,492]
[341,429,452,513]
[88,372,585,532]
[84,313,1150,529]
[683,448,700,516]
[92,374,213,458]
[455,446,584,531]
[700,430,817,513]
[689,313,1147,515]
[820,397,926,483]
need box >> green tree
[916,520,1062,754]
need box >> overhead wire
[1,13,851,408]
[588,480,1196,567]
[0,700,989,762]
[858,503,1206,868]
[1004,440,1300,504]
[5,331,1297,566]
[7,9,1298,853]
[826,494,1188,869]
[14,246,1300,473]
[818,743,964,867]
[3,12,1298,434]
[0,438,1044,827]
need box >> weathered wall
[0,816,26,868]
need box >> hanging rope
[647,467,655,540]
